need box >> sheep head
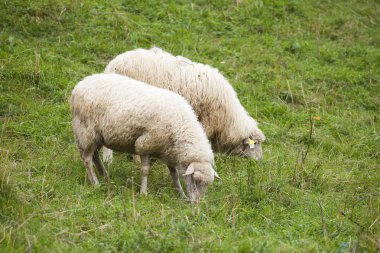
[183,162,220,202]
[232,128,266,160]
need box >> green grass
[0,0,379,252]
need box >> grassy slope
[0,0,379,252]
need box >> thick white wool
[70,73,214,175]
[105,47,265,153]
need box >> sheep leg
[140,155,150,195]
[93,150,109,179]
[132,154,141,163]
[102,146,113,165]
[73,117,101,185]
[168,167,187,198]
[83,153,99,185]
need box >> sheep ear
[214,170,222,180]
[183,164,194,176]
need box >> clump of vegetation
[0,159,13,200]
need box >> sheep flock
[70,47,265,202]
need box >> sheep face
[240,127,266,160]
[231,127,266,160]
[183,162,216,202]
[241,138,263,160]
[230,139,263,160]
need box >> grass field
[0,0,379,252]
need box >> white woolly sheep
[70,73,220,201]
[103,47,265,164]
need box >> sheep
[102,47,265,164]
[70,73,220,201]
